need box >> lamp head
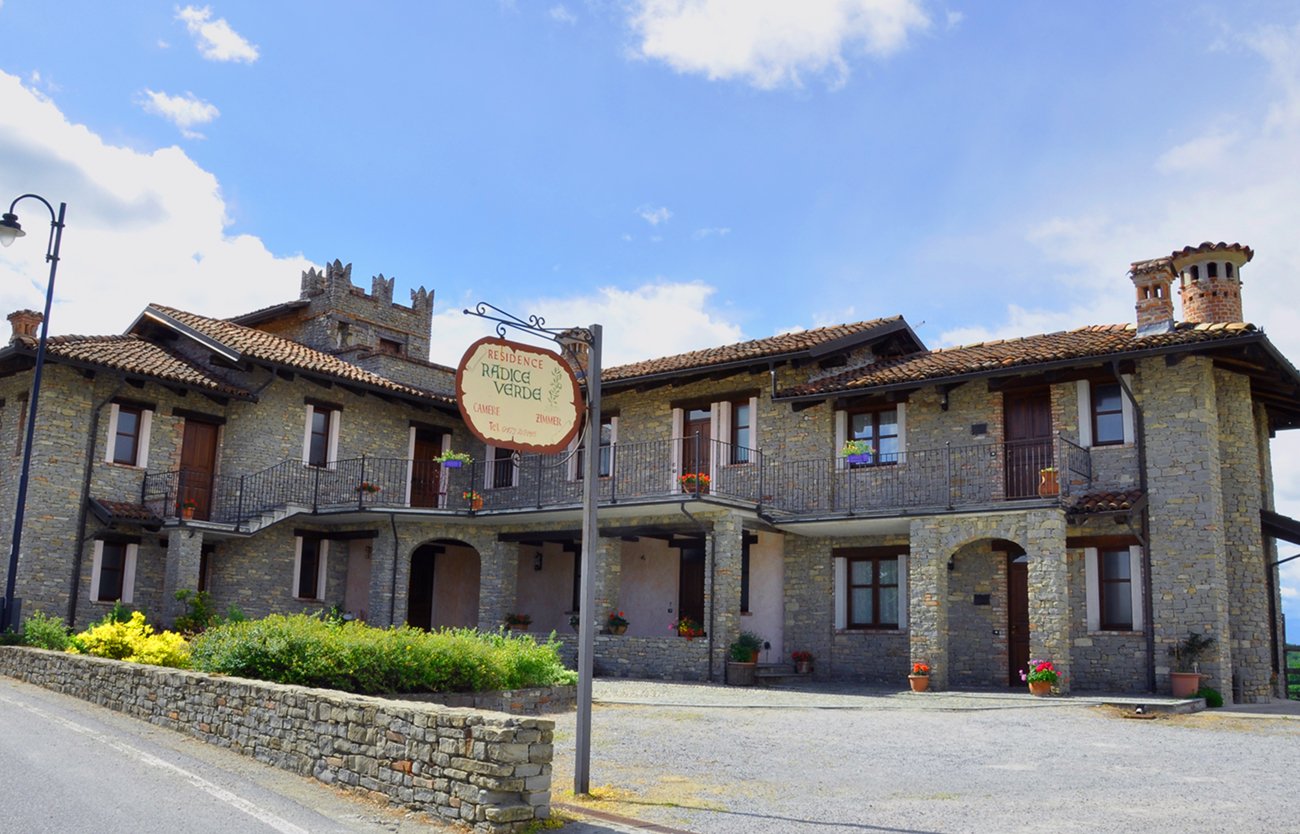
[0,213,24,247]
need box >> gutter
[389,512,400,626]
[1112,360,1156,694]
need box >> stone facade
[0,647,553,833]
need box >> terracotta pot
[1038,470,1060,498]
[1028,680,1052,696]
[470,497,484,511]
[1170,671,1203,698]
[181,507,195,520]
[908,674,930,693]
[611,624,627,635]
[796,661,812,675]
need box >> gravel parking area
[551,680,1300,833]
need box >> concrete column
[1025,508,1069,693]
[708,515,744,679]
[908,518,951,690]
[161,529,204,627]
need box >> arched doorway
[946,537,1027,689]
[407,539,480,630]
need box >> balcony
[141,436,1093,529]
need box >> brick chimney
[8,309,42,346]
[1172,241,1252,324]
[1129,258,1175,336]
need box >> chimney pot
[8,309,42,346]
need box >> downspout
[67,378,125,627]
[1112,360,1155,693]
[389,512,400,626]
[679,503,717,682]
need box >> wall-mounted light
[947,558,955,572]
[534,552,544,571]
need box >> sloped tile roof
[604,317,907,382]
[144,304,454,405]
[781,321,1260,397]
[89,498,162,527]
[45,334,251,398]
[1065,489,1144,515]
[1171,241,1253,263]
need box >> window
[491,445,517,489]
[294,536,328,600]
[302,402,340,468]
[576,416,616,479]
[105,402,152,467]
[1085,546,1143,632]
[91,540,137,604]
[731,402,752,464]
[378,337,403,355]
[1226,262,1234,278]
[1206,262,1218,278]
[848,407,900,466]
[846,556,899,628]
[1090,382,1124,446]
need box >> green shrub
[189,614,576,694]
[68,611,190,668]
[21,611,71,650]
[1196,686,1224,708]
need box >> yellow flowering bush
[69,611,190,669]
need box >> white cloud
[138,89,220,139]
[426,282,743,367]
[176,5,259,63]
[692,226,731,239]
[1155,131,1240,174]
[629,0,931,89]
[0,71,312,344]
[637,204,672,225]
[946,10,964,29]
[549,4,577,24]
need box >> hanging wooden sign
[455,336,583,454]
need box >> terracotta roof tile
[1065,489,1144,515]
[145,304,454,405]
[89,499,162,526]
[45,335,251,398]
[1171,241,1253,263]
[604,317,906,382]
[781,321,1260,398]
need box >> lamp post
[0,194,67,632]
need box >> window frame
[105,402,153,468]
[843,553,902,629]
[1089,381,1125,447]
[846,406,900,468]
[1098,548,1134,631]
[293,536,329,601]
[91,540,138,604]
[301,403,341,469]
[575,415,617,480]
[1076,378,1133,449]
[1084,545,1143,633]
[730,400,752,465]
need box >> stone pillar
[908,518,951,690]
[161,529,204,627]
[1025,509,1070,693]
[708,515,744,679]
[369,527,399,627]
[592,536,621,618]
[479,537,520,630]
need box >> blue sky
[3,0,1300,637]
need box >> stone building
[0,241,1295,702]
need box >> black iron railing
[141,434,1089,527]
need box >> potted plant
[792,650,814,674]
[679,472,710,493]
[840,440,875,465]
[726,631,764,686]
[463,489,483,511]
[908,662,930,692]
[674,615,704,640]
[434,450,473,469]
[1168,631,1216,698]
[1038,466,1059,497]
[503,612,531,631]
[607,610,629,635]
[569,614,580,633]
[179,498,198,520]
[355,481,381,495]
[1021,658,1059,696]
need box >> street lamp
[0,194,67,633]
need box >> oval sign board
[455,337,583,454]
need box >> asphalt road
[0,676,455,834]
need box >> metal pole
[574,323,601,795]
[2,200,65,632]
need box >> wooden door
[1007,555,1029,686]
[406,544,437,629]
[410,430,444,508]
[1003,390,1051,499]
[179,420,219,520]
[681,408,711,484]
[678,545,706,625]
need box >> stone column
[592,535,621,618]
[479,537,520,630]
[708,514,744,680]
[908,518,951,690]
[161,529,204,627]
[369,526,399,627]
[1025,508,1069,693]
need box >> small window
[378,337,403,355]
[1090,382,1124,446]
[113,405,143,465]
[848,408,900,466]
[92,541,137,604]
[1099,549,1133,630]
[1206,262,1218,278]
[1188,265,1200,281]
[731,402,752,464]
[1226,262,1234,278]
[576,417,615,479]
[308,408,332,467]
[492,446,516,489]
[846,556,900,628]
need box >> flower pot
[908,674,930,693]
[727,661,756,686]
[611,624,627,635]
[508,623,528,632]
[443,459,463,468]
[470,497,483,511]
[181,507,195,520]
[845,454,869,465]
[796,661,812,675]
[1038,470,1059,498]
[1170,671,1203,698]
[1028,680,1052,696]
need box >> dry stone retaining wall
[0,647,553,833]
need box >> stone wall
[0,647,553,833]
[395,685,576,716]
[1065,548,1147,691]
[553,634,711,681]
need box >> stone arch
[406,538,481,630]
